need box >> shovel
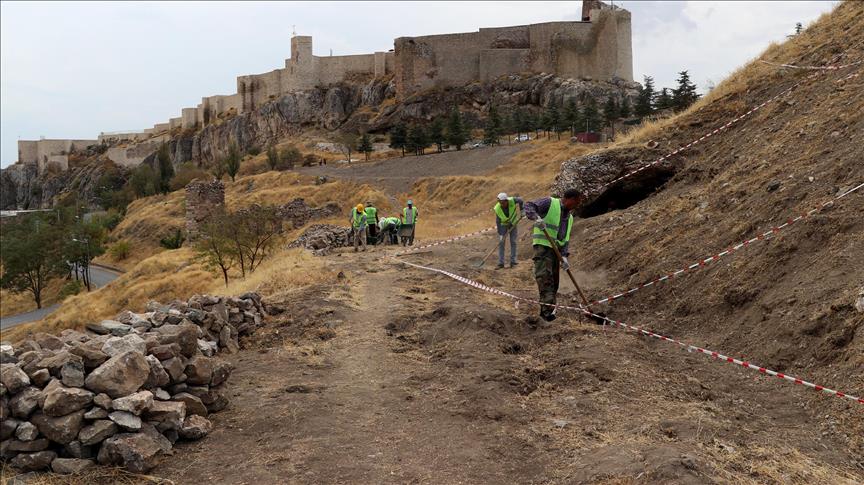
[539,226,607,325]
[476,216,523,268]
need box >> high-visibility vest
[381,217,400,229]
[351,209,366,229]
[493,198,519,225]
[402,206,418,225]
[365,206,378,225]
[532,198,573,248]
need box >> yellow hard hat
[356,204,365,212]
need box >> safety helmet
[407,199,413,205]
[497,192,508,201]
[356,204,365,212]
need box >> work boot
[541,312,556,322]
[509,261,518,268]
[496,263,505,270]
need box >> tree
[129,164,159,198]
[546,103,561,140]
[603,97,619,127]
[224,143,241,182]
[337,132,357,163]
[563,98,579,136]
[428,117,446,152]
[582,96,601,132]
[159,228,185,250]
[231,206,283,274]
[655,88,673,111]
[619,97,632,118]
[358,132,374,161]
[389,122,408,156]
[794,22,803,35]
[211,159,226,181]
[635,75,655,117]
[672,70,700,112]
[194,216,236,287]
[445,106,469,150]
[64,219,106,291]
[502,111,515,144]
[156,143,174,194]
[280,145,302,169]
[0,216,67,308]
[266,144,279,170]
[483,104,502,146]
[406,124,430,155]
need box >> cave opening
[579,167,677,218]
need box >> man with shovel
[494,192,524,269]
[524,188,585,322]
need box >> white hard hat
[497,192,508,200]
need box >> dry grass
[0,278,67,317]
[0,463,168,485]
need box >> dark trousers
[532,245,560,318]
[367,224,378,244]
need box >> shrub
[302,154,318,167]
[59,280,83,299]
[169,163,211,191]
[279,145,303,169]
[247,145,261,156]
[159,228,186,250]
[109,241,131,260]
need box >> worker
[378,216,401,245]
[524,188,585,322]
[350,203,368,252]
[400,199,419,246]
[493,192,524,269]
[365,201,379,245]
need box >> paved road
[0,265,122,331]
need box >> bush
[59,280,83,299]
[108,241,131,260]
[247,146,261,156]
[279,145,303,169]
[159,229,185,250]
[92,209,123,231]
[302,154,318,167]
[169,163,211,191]
[128,164,159,198]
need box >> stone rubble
[0,292,265,474]
[289,224,353,255]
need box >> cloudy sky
[0,1,838,167]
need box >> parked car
[471,142,485,149]
[515,134,530,142]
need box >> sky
[0,1,838,167]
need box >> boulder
[112,391,153,416]
[63,440,94,459]
[109,411,142,432]
[78,419,118,446]
[10,450,57,471]
[7,438,50,452]
[84,350,150,398]
[97,432,167,473]
[60,359,86,387]
[143,355,170,389]
[139,422,173,453]
[86,320,132,336]
[42,384,93,416]
[69,343,109,369]
[149,343,179,360]
[59,329,90,344]
[210,361,233,387]
[184,356,213,385]
[31,333,66,351]
[1,363,30,393]
[154,324,199,357]
[1,417,19,440]
[36,351,83,377]
[178,415,213,440]
[51,457,95,474]
[101,334,147,357]
[172,392,208,417]
[144,400,186,431]
[31,410,85,444]
[197,339,217,357]
[186,384,229,413]
[152,388,171,400]
[29,368,51,387]
[14,422,39,441]
[93,393,112,409]
[84,407,109,420]
[161,357,186,383]
[9,386,41,418]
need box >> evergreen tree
[156,143,174,194]
[563,98,579,135]
[512,109,524,140]
[603,97,619,127]
[428,117,446,152]
[635,75,655,117]
[483,104,502,145]
[672,70,699,112]
[446,106,469,150]
[406,124,430,155]
[523,108,538,138]
[619,97,632,118]
[389,122,408,156]
[582,96,601,132]
[502,111,514,144]
[224,143,241,182]
[546,103,562,140]
[358,133,373,161]
[655,88,673,111]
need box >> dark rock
[63,440,94,459]
[154,324,199,357]
[84,407,109,420]
[210,361,233,386]
[42,384,93,416]
[109,411,142,432]
[31,333,66,351]
[178,415,213,440]
[184,356,213,385]
[93,393,112,409]
[14,422,39,441]
[111,391,153,416]
[172,392,208,417]
[29,369,51,387]
[97,432,167,473]
[144,400,186,432]
[161,357,186,383]
[1,416,19,440]
[1,363,31,393]
[7,438,49,452]
[143,355,170,389]
[78,419,118,446]
[9,386,41,418]
[31,410,85,444]
[767,180,781,192]
[51,457,95,474]
[10,450,57,471]
[149,343,180,361]
[69,343,109,369]
[84,350,149,398]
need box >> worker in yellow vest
[524,188,585,322]
[400,200,419,246]
[349,203,368,252]
[493,192,524,269]
[365,201,379,244]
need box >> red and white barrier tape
[396,258,864,405]
[759,59,864,70]
[591,182,864,306]
[391,225,497,256]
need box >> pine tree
[156,143,174,194]
[224,143,241,182]
[522,108,537,139]
[582,96,601,132]
[635,75,655,117]
[512,109,524,140]
[446,106,469,150]
[389,122,408,157]
[655,88,673,111]
[501,111,514,145]
[563,98,579,136]
[428,117,446,152]
[546,103,562,140]
[406,124,430,155]
[358,133,373,161]
[603,97,619,127]
[483,104,502,145]
[619,97,632,118]
[672,70,699,112]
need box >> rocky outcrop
[0,292,265,474]
[289,224,353,255]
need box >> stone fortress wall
[16,1,630,174]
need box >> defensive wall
[16,1,631,174]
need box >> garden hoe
[540,227,607,325]
[476,217,523,268]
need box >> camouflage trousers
[532,245,560,318]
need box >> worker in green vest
[493,192,524,269]
[349,203,368,252]
[365,201,379,244]
[378,216,401,245]
[524,188,585,322]
[400,200,419,246]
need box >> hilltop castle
[16,0,631,173]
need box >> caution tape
[590,182,864,306]
[759,59,864,70]
[395,258,864,405]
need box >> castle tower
[582,0,603,21]
[290,35,313,67]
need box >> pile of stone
[290,224,353,255]
[276,198,341,229]
[0,292,265,474]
